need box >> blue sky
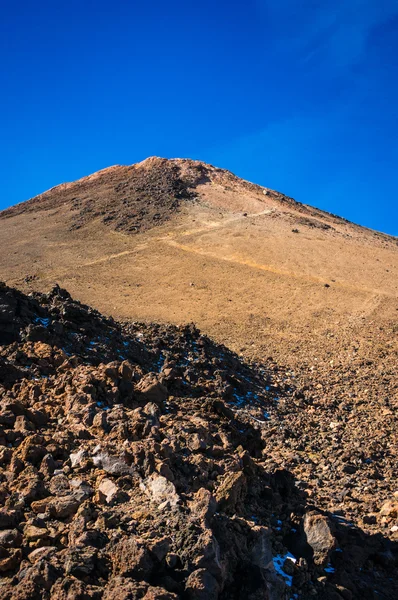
[1,0,398,235]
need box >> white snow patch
[273,552,296,587]
[324,563,335,573]
[35,317,50,327]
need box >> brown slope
[0,158,397,543]
[0,156,396,369]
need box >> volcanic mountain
[0,158,397,598]
[1,157,397,369]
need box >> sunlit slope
[0,157,397,365]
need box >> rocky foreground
[0,283,397,599]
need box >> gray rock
[304,511,336,565]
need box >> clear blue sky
[1,0,398,235]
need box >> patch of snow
[331,514,354,527]
[324,564,335,574]
[34,317,50,327]
[273,552,297,587]
[232,393,245,407]
[251,416,268,424]
[156,354,166,372]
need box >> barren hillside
[0,158,397,598]
[1,157,397,370]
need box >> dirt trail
[168,208,275,238]
[32,204,394,303]
[164,238,392,296]
[37,209,274,277]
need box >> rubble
[0,282,397,599]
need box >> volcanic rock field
[0,283,396,599]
